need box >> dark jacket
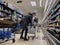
[20,15,32,28]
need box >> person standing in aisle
[20,12,37,41]
[20,13,33,41]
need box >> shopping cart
[28,26,36,40]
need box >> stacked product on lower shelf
[0,28,11,40]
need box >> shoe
[12,38,15,43]
[24,38,29,41]
[20,37,24,39]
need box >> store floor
[0,28,48,45]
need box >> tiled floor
[0,28,48,45]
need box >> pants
[20,27,28,39]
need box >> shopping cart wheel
[28,36,30,40]
[32,36,34,40]
[12,38,15,43]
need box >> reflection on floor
[0,28,48,45]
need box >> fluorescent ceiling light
[44,0,48,13]
[44,0,52,13]
[30,1,36,6]
[40,0,42,7]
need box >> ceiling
[4,0,46,23]
[3,0,59,24]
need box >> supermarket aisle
[0,28,48,45]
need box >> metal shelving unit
[42,28,60,45]
[0,1,24,44]
[50,12,60,19]
[50,5,60,17]
[42,1,60,45]
[47,31,60,45]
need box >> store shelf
[47,26,54,27]
[42,1,60,45]
[48,25,60,28]
[47,33,56,45]
[49,20,57,24]
[55,29,60,32]
[55,25,60,28]
[57,20,60,22]
[47,31,60,45]
[0,2,23,16]
[50,12,60,19]
[16,11,23,15]
[48,24,55,27]
[0,10,10,15]
[0,20,13,24]
[49,19,60,24]
[0,16,9,18]
[0,20,14,28]
[50,5,60,17]
[0,2,14,11]
[42,28,58,45]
